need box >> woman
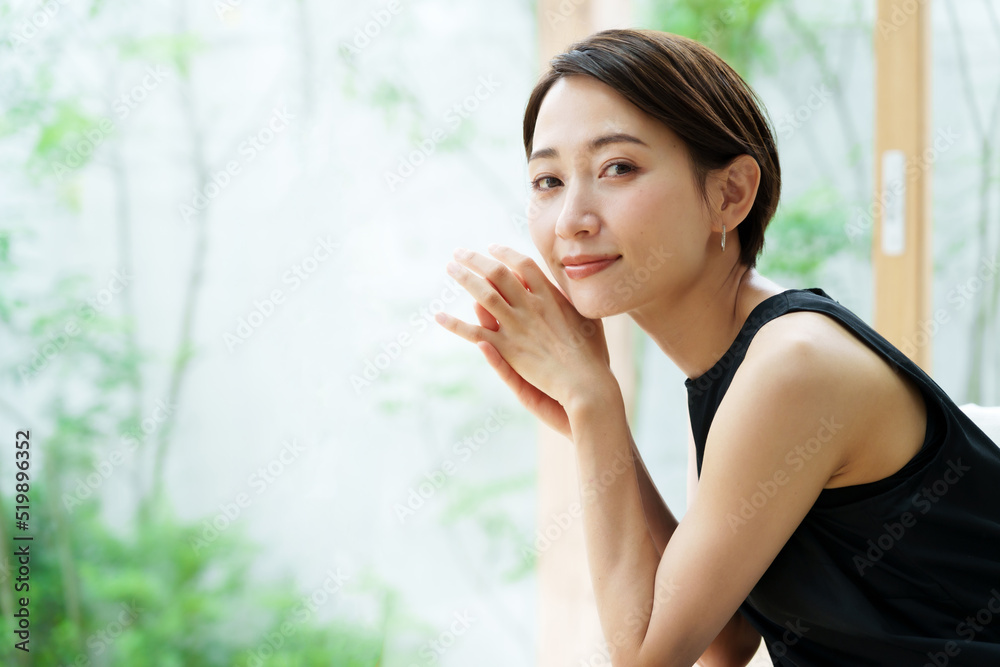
[434,28,1000,666]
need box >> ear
[710,154,760,233]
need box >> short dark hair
[522,28,781,269]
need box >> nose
[554,180,601,239]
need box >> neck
[627,255,784,380]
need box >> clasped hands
[434,244,615,439]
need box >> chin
[565,289,630,320]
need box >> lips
[561,254,621,280]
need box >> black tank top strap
[685,287,949,506]
[778,289,950,507]
[684,287,1000,665]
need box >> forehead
[532,74,666,150]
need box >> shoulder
[706,310,860,474]
[677,314,858,608]
[745,307,897,396]
[720,307,911,483]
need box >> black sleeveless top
[685,288,1000,666]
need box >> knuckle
[486,263,509,283]
[482,290,505,310]
[515,256,536,273]
[470,326,493,344]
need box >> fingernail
[453,247,472,259]
[446,261,461,275]
[488,243,501,253]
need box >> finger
[447,258,513,322]
[476,341,571,436]
[473,302,499,332]
[486,244,555,297]
[477,340,549,404]
[453,247,529,307]
[434,310,493,345]
[477,340,531,394]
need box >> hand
[434,244,614,436]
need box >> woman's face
[527,74,718,319]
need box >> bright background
[0,0,998,665]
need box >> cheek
[527,210,555,259]
[527,211,573,292]
[614,186,705,285]
[614,188,670,245]
[619,184,700,246]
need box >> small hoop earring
[721,225,726,252]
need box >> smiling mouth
[563,256,621,280]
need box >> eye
[530,175,562,191]
[603,161,636,177]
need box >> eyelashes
[605,162,635,177]
[529,161,638,192]
[530,175,561,191]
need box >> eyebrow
[528,132,649,163]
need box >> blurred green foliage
[0,3,888,665]
[759,185,862,285]
[642,0,862,286]
[643,0,778,76]
[0,241,391,665]
[0,9,397,667]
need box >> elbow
[614,642,702,667]
[696,619,762,667]
[618,619,761,667]
[696,644,760,667]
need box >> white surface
[959,403,1000,446]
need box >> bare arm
[629,431,677,555]
[627,408,762,666]
[684,419,762,666]
[436,247,853,667]
[566,327,854,667]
